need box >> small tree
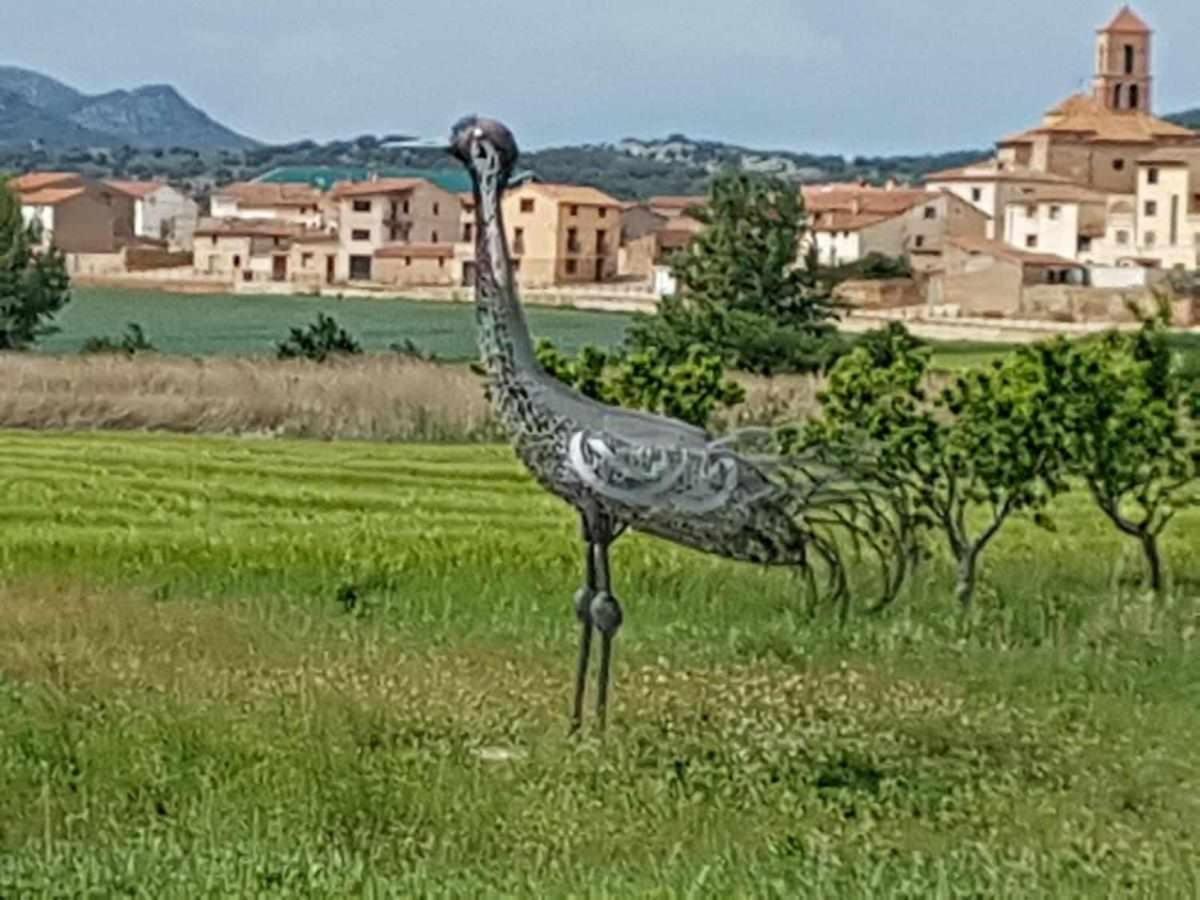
[1059,322,1196,595]
[81,322,156,356]
[0,178,72,350]
[807,326,1072,613]
[535,339,744,430]
[624,171,844,376]
[277,313,362,362]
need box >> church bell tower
[1093,5,1152,114]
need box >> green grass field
[1,431,1198,896]
[41,288,633,358]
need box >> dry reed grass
[0,353,823,442]
[0,354,499,442]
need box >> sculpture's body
[449,117,894,730]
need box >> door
[325,255,336,284]
[272,255,288,282]
[349,255,373,281]
[461,261,476,286]
[594,258,605,282]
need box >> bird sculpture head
[448,116,519,179]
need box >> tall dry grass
[0,354,500,442]
[0,353,823,442]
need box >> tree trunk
[954,549,980,613]
[1140,532,1165,599]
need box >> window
[210,236,218,246]
[1144,200,1157,216]
[1124,43,1135,75]
[242,270,253,282]
[567,227,580,253]
[462,223,474,242]
[1113,159,1126,172]
[302,252,314,267]
[599,208,608,219]
[405,257,412,266]
[1078,236,1093,253]
[390,201,398,218]
[565,259,578,275]
[1148,167,1159,185]
[431,231,439,243]
[923,206,936,220]
[1145,231,1156,248]
[1116,230,1130,245]
[273,237,282,247]
[389,226,400,242]
[402,200,410,215]
[433,202,440,215]
[352,200,371,213]
[233,254,242,267]
[1025,235,1038,249]
[1049,205,1061,220]
[438,257,445,268]
[512,259,521,273]
[914,235,926,248]
[569,205,579,217]
[971,188,983,203]
[1026,205,1037,218]
[513,228,525,254]
[352,229,371,241]
[520,198,535,213]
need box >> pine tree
[0,179,72,350]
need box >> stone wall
[833,278,923,310]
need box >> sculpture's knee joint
[574,587,595,624]
[590,592,624,636]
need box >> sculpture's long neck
[471,156,538,385]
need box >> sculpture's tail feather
[772,448,919,615]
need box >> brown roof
[1101,5,1151,33]
[1007,183,1109,204]
[1137,146,1200,166]
[330,178,426,199]
[105,179,167,199]
[7,171,82,193]
[947,236,1084,269]
[925,161,1076,184]
[528,183,622,207]
[375,242,455,259]
[215,182,323,207]
[803,186,933,231]
[1010,93,1197,145]
[656,229,700,251]
[18,187,86,206]
[194,217,302,239]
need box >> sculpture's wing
[566,428,774,517]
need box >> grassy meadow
[41,288,633,358]
[1,431,1199,896]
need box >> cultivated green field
[41,288,633,358]
[1,431,1198,896]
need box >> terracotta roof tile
[1101,5,1151,33]
[947,236,1084,268]
[7,172,82,193]
[1138,146,1200,165]
[1007,183,1109,204]
[18,187,86,206]
[215,182,323,207]
[925,162,1077,184]
[1028,93,1196,144]
[330,178,426,199]
[104,179,167,199]
[194,217,302,239]
[528,183,622,207]
[375,242,455,259]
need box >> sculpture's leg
[590,539,624,733]
[570,532,598,735]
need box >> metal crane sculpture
[448,116,905,732]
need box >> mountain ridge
[0,66,258,150]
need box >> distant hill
[1166,108,1200,129]
[0,66,258,150]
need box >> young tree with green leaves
[806,325,1073,613]
[625,171,848,376]
[0,178,72,350]
[535,340,744,430]
[1059,323,1196,596]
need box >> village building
[619,202,705,281]
[193,217,338,288]
[9,172,135,254]
[105,180,199,250]
[802,185,988,271]
[456,183,623,287]
[329,178,460,284]
[1002,184,1110,262]
[932,236,1089,317]
[209,182,327,229]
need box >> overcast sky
[3,1,1197,154]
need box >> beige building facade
[11,172,136,254]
